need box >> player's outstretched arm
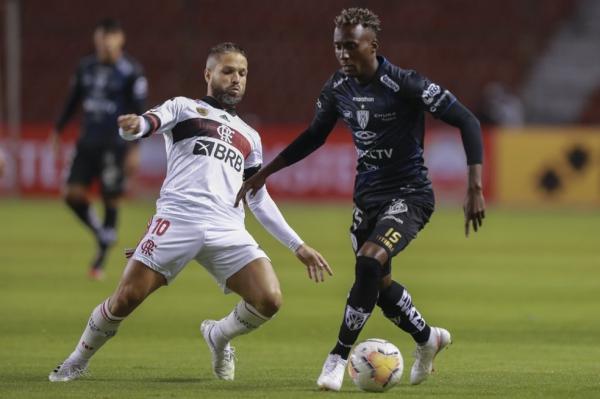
[245,185,333,282]
[464,164,485,237]
[235,155,287,207]
[439,100,485,237]
[236,107,337,207]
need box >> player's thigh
[225,257,281,305]
[99,146,127,197]
[349,204,373,254]
[131,215,205,284]
[367,197,434,258]
[195,227,272,294]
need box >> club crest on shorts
[140,239,157,256]
[386,199,408,215]
[345,305,370,331]
[381,199,408,224]
[357,108,370,129]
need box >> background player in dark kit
[50,18,148,279]
[236,7,485,390]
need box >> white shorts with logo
[131,214,269,293]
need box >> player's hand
[295,243,333,283]
[118,114,141,134]
[463,187,485,237]
[235,172,266,207]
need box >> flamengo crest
[217,124,234,143]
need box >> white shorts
[131,214,269,293]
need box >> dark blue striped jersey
[55,54,147,147]
[308,56,456,207]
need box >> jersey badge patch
[217,124,235,143]
[422,83,441,105]
[357,106,370,129]
[196,107,209,116]
[380,74,400,92]
[385,199,408,215]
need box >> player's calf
[377,281,431,344]
[331,256,382,359]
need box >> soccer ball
[347,338,403,392]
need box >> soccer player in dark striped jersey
[50,18,148,279]
[236,8,485,390]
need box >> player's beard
[211,85,243,107]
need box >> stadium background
[1,1,599,398]
[1,0,599,205]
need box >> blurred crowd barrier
[0,124,598,207]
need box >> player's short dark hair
[95,18,123,33]
[207,42,247,60]
[334,8,382,34]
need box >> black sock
[65,198,100,235]
[103,204,117,229]
[331,256,382,359]
[377,281,431,344]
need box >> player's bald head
[206,42,247,70]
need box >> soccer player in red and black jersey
[236,8,485,390]
[50,18,147,279]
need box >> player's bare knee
[357,243,389,265]
[379,274,392,290]
[253,289,282,318]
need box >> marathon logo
[193,138,244,172]
[352,96,375,102]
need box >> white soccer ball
[347,338,403,392]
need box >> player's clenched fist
[118,114,141,134]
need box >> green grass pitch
[1,199,599,398]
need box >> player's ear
[371,38,379,53]
[204,68,211,83]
